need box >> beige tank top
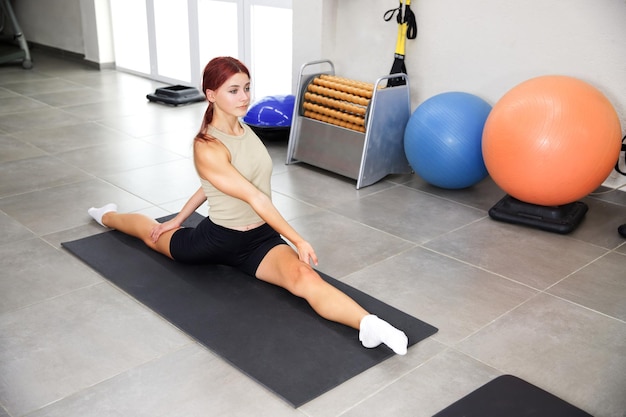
[199,124,273,228]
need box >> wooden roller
[307,84,369,107]
[304,110,366,133]
[318,74,375,91]
[312,77,373,99]
[303,92,366,116]
[303,102,365,126]
[302,74,375,132]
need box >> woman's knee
[286,262,323,297]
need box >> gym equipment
[147,85,205,106]
[62,212,438,407]
[286,59,412,189]
[243,94,295,141]
[404,92,491,189]
[0,0,32,69]
[384,0,417,87]
[483,75,622,233]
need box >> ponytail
[196,102,214,141]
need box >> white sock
[359,314,408,355]
[88,203,118,227]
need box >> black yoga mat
[63,213,438,407]
[433,374,592,417]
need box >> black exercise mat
[433,374,592,417]
[63,213,438,407]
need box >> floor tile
[0,107,84,134]
[0,69,53,86]
[0,179,153,235]
[0,96,48,115]
[61,98,155,121]
[301,338,446,417]
[271,164,395,209]
[569,197,626,249]
[272,191,321,222]
[288,210,415,278]
[158,199,206,216]
[343,247,538,345]
[138,127,198,158]
[455,293,626,417]
[0,155,90,198]
[0,133,46,163]
[339,349,501,417]
[55,139,184,176]
[101,159,199,205]
[42,222,112,249]
[2,78,83,96]
[591,183,626,206]
[0,238,102,314]
[30,87,110,108]
[66,69,166,98]
[331,185,486,244]
[11,122,133,154]
[0,283,192,416]
[0,210,35,245]
[403,175,506,212]
[548,251,626,321]
[0,86,18,99]
[25,344,302,417]
[97,104,204,138]
[424,218,607,290]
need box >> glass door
[109,0,151,75]
[152,0,192,83]
[247,1,292,100]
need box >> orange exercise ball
[482,75,622,206]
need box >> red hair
[196,57,251,141]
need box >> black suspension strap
[616,135,626,176]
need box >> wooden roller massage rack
[286,60,412,189]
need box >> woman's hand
[295,240,319,266]
[150,219,181,243]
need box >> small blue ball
[244,95,295,127]
[404,92,492,189]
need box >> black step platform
[489,195,588,234]
[147,85,205,106]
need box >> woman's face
[208,72,251,118]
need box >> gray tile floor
[1,51,625,417]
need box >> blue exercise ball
[244,94,295,127]
[404,92,492,189]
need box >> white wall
[79,0,115,66]
[294,0,626,134]
[13,0,113,66]
[14,0,85,55]
[13,0,626,136]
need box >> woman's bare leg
[256,245,408,354]
[88,205,175,258]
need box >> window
[109,0,292,102]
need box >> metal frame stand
[286,59,412,189]
[0,0,32,69]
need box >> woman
[88,57,408,355]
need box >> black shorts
[169,217,287,277]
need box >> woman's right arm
[150,187,207,242]
[194,140,319,265]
